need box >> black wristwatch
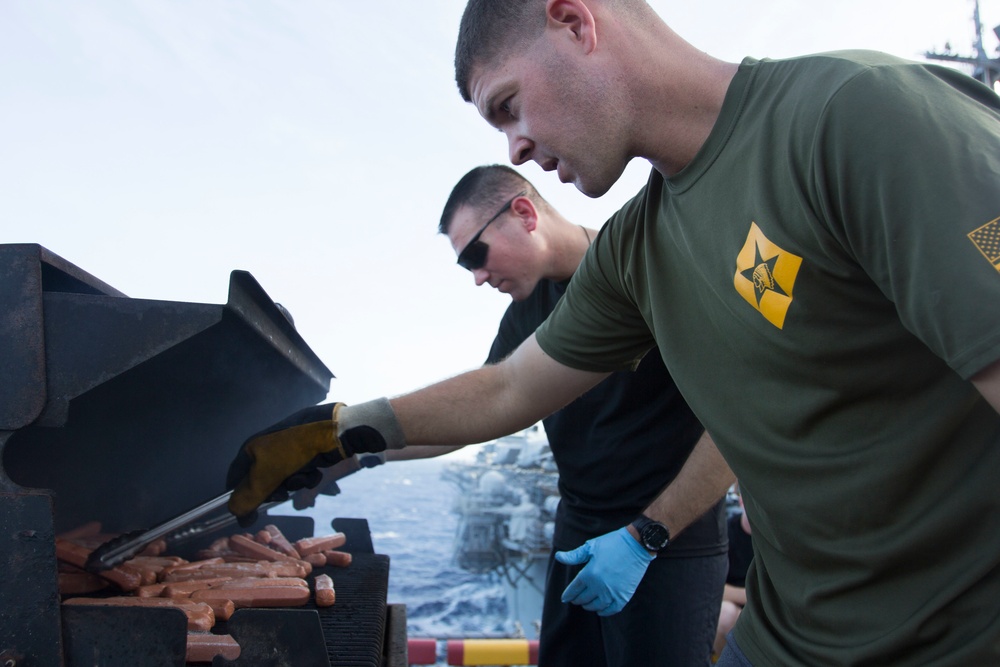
[631,515,671,553]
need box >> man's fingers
[582,596,611,613]
[560,573,591,604]
[554,544,590,566]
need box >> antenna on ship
[924,0,1000,88]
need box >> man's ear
[511,195,539,232]
[545,0,597,54]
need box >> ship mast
[924,0,1000,88]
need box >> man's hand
[226,398,405,525]
[226,403,356,524]
[555,526,654,616]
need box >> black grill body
[0,244,409,666]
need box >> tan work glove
[226,399,404,525]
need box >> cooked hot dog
[313,574,335,607]
[322,550,353,568]
[58,571,110,596]
[63,597,215,632]
[229,534,300,563]
[55,539,142,592]
[263,524,300,558]
[294,533,347,556]
[186,633,241,663]
[192,585,310,608]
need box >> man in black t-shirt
[438,165,730,666]
[716,488,754,659]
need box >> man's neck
[546,220,594,282]
[617,22,738,176]
[646,59,739,177]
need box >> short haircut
[454,0,545,102]
[454,0,649,102]
[439,164,540,235]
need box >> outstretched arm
[392,333,609,446]
[230,334,608,520]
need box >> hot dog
[294,533,347,556]
[229,534,300,563]
[135,583,168,598]
[263,524,300,558]
[303,553,327,568]
[58,571,110,596]
[160,578,231,599]
[313,574,335,607]
[62,597,215,632]
[192,585,310,608]
[214,577,309,590]
[186,633,241,663]
[161,560,310,583]
[55,539,142,592]
[321,550,353,568]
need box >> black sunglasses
[456,190,527,271]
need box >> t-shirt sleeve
[815,63,1000,379]
[535,188,659,372]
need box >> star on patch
[740,243,788,306]
[733,222,803,330]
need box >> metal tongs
[84,490,279,572]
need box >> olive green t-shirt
[536,52,1000,665]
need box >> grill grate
[311,554,390,667]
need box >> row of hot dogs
[55,522,349,663]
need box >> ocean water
[277,456,519,665]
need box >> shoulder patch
[734,222,803,329]
[968,217,1000,272]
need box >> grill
[0,244,406,666]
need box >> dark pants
[538,549,727,667]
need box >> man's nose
[473,268,490,286]
[508,131,533,166]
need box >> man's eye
[499,99,512,116]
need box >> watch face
[640,523,670,551]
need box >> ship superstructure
[442,426,559,639]
[925,0,1000,88]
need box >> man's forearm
[390,334,607,447]
[386,445,466,462]
[632,431,735,539]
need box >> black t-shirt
[727,511,754,588]
[487,279,726,556]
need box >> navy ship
[442,426,558,639]
[925,0,1000,88]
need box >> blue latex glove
[555,526,655,616]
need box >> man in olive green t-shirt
[227,2,1000,664]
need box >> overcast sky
[3,0,998,411]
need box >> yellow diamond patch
[734,222,803,329]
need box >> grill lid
[1,243,334,532]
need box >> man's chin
[508,287,532,302]
[575,176,615,199]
